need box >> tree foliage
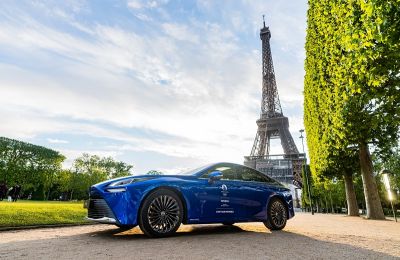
[301,165,313,208]
[65,153,134,199]
[304,0,400,219]
[301,165,348,213]
[146,170,163,175]
[0,137,134,200]
[0,137,65,199]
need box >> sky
[0,0,308,174]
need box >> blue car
[87,162,294,237]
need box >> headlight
[108,177,154,187]
[106,187,127,193]
[106,178,134,193]
[108,178,135,187]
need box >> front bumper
[87,198,118,224]
[87,185,144,226]
[86,216,117,224]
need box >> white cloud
[135,13,152,21]
[0,1,308,172]
[162,23,199,43]
[127,0,143,9]
[127,0,169,10]
[47,138,69,144]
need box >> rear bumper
[288,206,295,219]
[286,196,295,219]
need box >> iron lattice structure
[245,20,303,188]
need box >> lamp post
[330,177,338,214]
[381,170,397,222]
[300,129,314,215]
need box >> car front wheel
[264,198,287,231]
[139,189,183,238]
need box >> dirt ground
[1,213,399,259]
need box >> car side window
[200,164,236,180]
[236,166,275,183]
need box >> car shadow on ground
[94,224,248,239]
[82,224,398,259]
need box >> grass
[0,200,89,227]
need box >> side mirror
[208,171,223,183]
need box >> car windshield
[177,164,214,176]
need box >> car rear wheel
[139,189,183,238]
[264,198,287,231]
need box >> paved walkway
[1,213,399,259]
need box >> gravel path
[1,213,399,259]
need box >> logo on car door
[221,184,228,196]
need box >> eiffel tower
[244,17,303,188]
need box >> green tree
[72,154,134,199]
[100,156,133,179]
[0,136,65,200]
[146,170,163,175]
[308,178,347,214]
[304,0,400,219]
[56,169,87,200]
[301,165,313,210]
[324,153,360,216]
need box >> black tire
[263,197,287,231]
[138,189,183,238]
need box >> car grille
[88,199,116,219]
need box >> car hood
[93,174,195,187]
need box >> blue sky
[0,0,308,174]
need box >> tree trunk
[294,188,300,208]
[324,194,328,213]
[359,143,385,219]
[344,171,359,216]
[47,189,51,201]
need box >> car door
[196,163,245,223]
[234,165,276,220]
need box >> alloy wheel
[147,195,180,233]
[269,200,287,228]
